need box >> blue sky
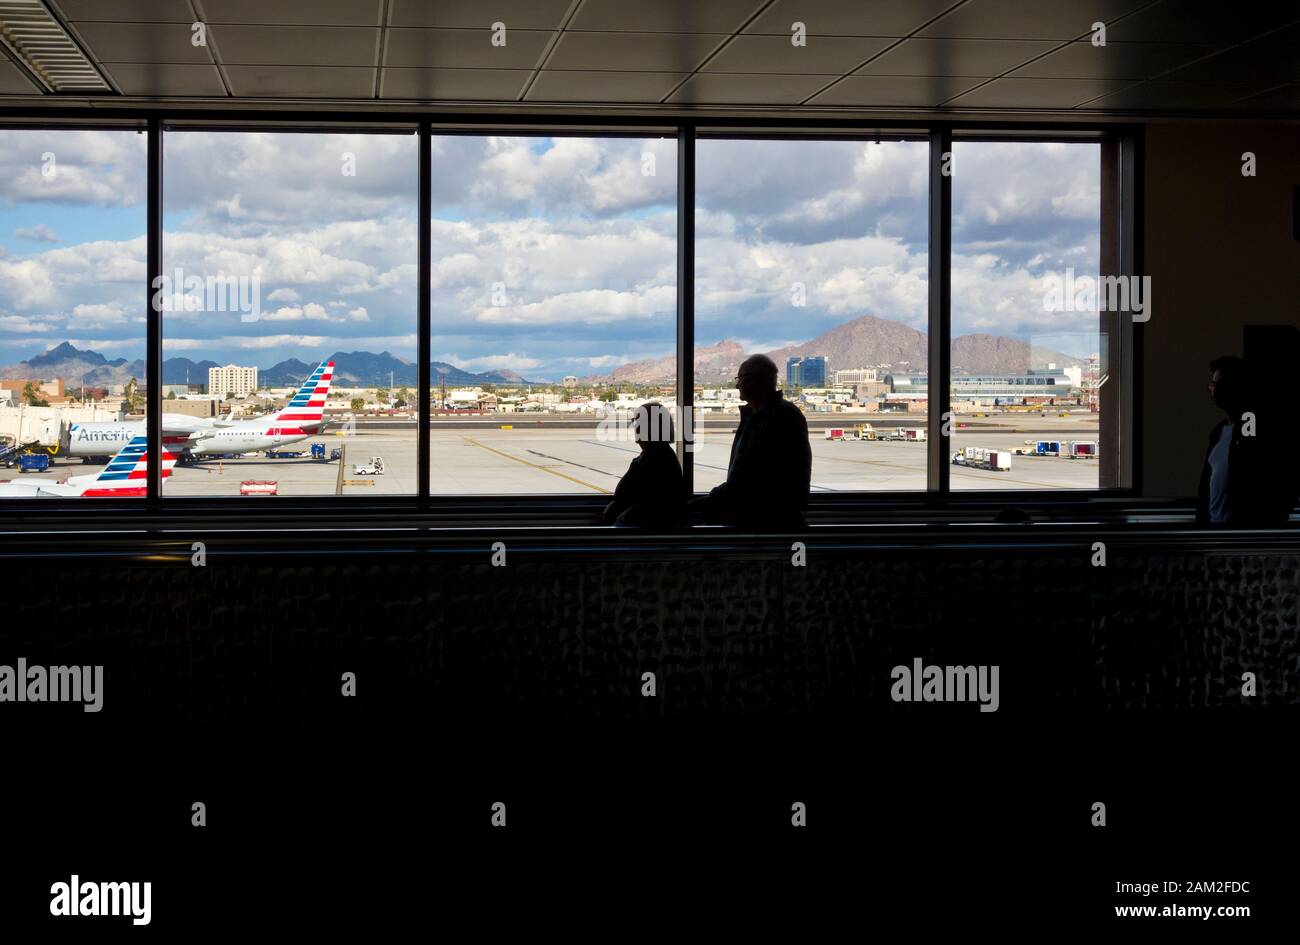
[1,131,1101,377]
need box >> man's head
[736,354,778,405]
[1208,355,1249,416]
[633,401,674,450]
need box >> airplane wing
[160,413,225,435]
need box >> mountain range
[2,342,533,389]
[587,314,1087,385]
[7,317,1087,393]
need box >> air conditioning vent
[0,0,110,92]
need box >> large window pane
[160,131,418,496]
[0,129,148,499]
[950,141,1104,491]
[428,134,677,495]
[694,138,930,493]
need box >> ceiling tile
[747,0,959,37]
[72,22,213,63]
[388,0,573,30]
[57,0,193,22]
[548,32,724,72]
[102,62,226,95]
[809,74,986,106]
[704,34,893,74]
[1223,82,1300,110]
[572,0,764,33]
[526,70,689,102]
[1083,80,1285,109]
[199,0,383,25]
[213,26,378,66]
[1105,0,1300,44]
[384,27,552,69]
[224,64,374,96]
[946,77,1134,107]
[666,72,837,104]
[0,58,39,94]
[920,0,1148,41]
[380,67,529,100]
[1157,25,1300,83]
[855,38,1056,76]
[1010,41,1218,80]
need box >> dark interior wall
[1141,121,1300,499]
[8,544,1297,724]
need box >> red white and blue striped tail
[270,359,334,430]
[79,435,178,497]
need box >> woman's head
[634,402,674,448]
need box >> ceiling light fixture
[0,0,111,92]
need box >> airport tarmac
[8,414,1102,497]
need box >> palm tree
[22,381,49,407]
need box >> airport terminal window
[160,130,419,497]
[693,137,930,493]
[0,128,148,499]
[0,119,1135,514]
[949,141,1105,491]
[427,134,677,495]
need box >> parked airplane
[65,360,335,461]
[67,414,226,460]
[185,359,335,457]
[0,436,175,497]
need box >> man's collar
[740,389,784,418]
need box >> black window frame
[0,109,1141,526]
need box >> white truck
[352,456,385,476]
[952,447,1011,471]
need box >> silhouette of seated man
[601,401,685,527]
[1196,355,1295,526]
[689,354,812,530]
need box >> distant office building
[835,368,878,386]
[164,398,217,418]
[208,364,258,399]
[786,355,827,388]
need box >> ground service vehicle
[19,453,51,473]
[952,447,1011,471]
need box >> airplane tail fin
[78,435,177,496]
[271,359,334,429]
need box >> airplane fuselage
[67,422,144,457]
[187,422,325,456]
[68,418,326,458]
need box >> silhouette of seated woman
[601,402,685,527]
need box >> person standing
[690,354,812,530]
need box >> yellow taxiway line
[462,436,613,494]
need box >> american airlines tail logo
[78,436,176,497]
[268,359,334,433]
